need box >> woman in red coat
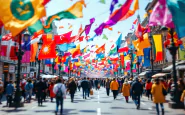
[49,82,55,102]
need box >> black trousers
[37,93,43,105]
[112,90,117,99]
[106,88,110,96]
[70,93,74,102]
[6,95,12,107]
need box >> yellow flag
[0,0,46,36]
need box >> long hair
[155,78,160,85]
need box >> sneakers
[136,104,140,109]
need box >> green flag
[179,48,185,60]
[109,47,117,55]
[102,34,108,40]
[100,0,106,4]
[108,59,112,64]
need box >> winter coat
[122,83,130,96]
[131,80,142,95]
[151,83,166,103]
[49,84,55,98]
[145,82,153,90]
[106,81,110,88]
[81,80,89,89]
[68,81,77,94]
[110,81,119,90]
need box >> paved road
[0,88,184,115]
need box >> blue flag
[143,48,151,67]
[167,0,185,38]
[110,0,118,14]
[115,34,122,50]
[58,43,76,52]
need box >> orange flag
[95,44,105,54]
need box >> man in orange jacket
[110,78,119,99]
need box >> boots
[162,109,164,115]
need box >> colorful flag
[95,0,133,35]
[22,35,31,63]
[54,31,72,44]
[116,34,122,50]
[149,0,174,28]
[100,0,106,4]
[167,0,185,39]
[95,44,105,54]
[143,48,151,67]
[109,47,117,55]
[120,0,139,20]
[58,43,76,52]
[110,0,118,14]
[153,35,163,61]
[38,36,56,60]
[133,18,138,24]
[102,34,108,40]
[87,34,96,42]
[44,1,86,33]
[135,23,143,42]
[83,53,90,59]
[118,42,129,53]
[85,18,95,36]
[179,48,185,60]
[0,0,46,36]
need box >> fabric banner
[153,35,163,61]
[143,48,151,67]
[179,48,185,60]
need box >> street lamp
[58,51,63,78]
[149,32,154,75]
[37,39,43,79]
[135,50,140,74]
[161,27,182,108]
[14,31,28,108]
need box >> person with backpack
[6,80,14,107]
[25,79,33,103]
[131,77,143,109]
[53,78,66,115]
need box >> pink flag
[64,52,71,57]
[64,66,69,73]
[54,64,58,70]
[126,62,130,71]
[83,53,90,59]
[132,69,136,73]
[149,0,174,28]
[21,51,31,63]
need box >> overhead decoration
[95,0,133,35]
[0,0,46,36]
[153,35,163,61]
[54,31,72,44]
[110,0,118,14]
[85,18,95,36]
[44,1,86,33]
[102,34,108,40]
[95,44,105,54]
[167,0,185,39]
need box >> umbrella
[152,73,166,78]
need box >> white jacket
[53,83,66,98]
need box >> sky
[45,0,152,57]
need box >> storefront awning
[163,61,185,71]
[139,71,147,77]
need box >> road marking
[141,102,146,105]
[31,106,37,109]
[148,107,152,110]
[97,108,101,115]
[98,91,100,103]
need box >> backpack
[56,85,63,98]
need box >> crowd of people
[0,76,184,115]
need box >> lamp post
[135,50,140,74]
[161,27,182,108]
[14,32,28,108]
[58,51,63,78]
[149,33,154,75]
[37,39,43,79]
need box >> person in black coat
[36,78,45,106]
[81,77,89,99]
[131,77,143,109]
[68,78,77,102]
[94,78,99,90]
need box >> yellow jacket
[151,83,166,103]
[122,83,130,96]
[110,80,119,90]
[180,90,185,102]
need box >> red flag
[118,47,129,53]
[79,36,84,42]
[135,23,143,42]
[133,19,138,24]
[38,35,57,60]
[54,31,72,44]
[120,54,124,67]
[111,44,114,49]
[72,49,81,58]
[95,44,105,54]
[69,36,77,43]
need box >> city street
[0,88,184,115]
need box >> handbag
[162,87,167,96]
[90,89,93,95]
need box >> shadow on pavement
[1,109,27,113]
[101,112,112,114]
[111,107,125,109]
[79,110,97,113]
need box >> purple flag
[149,0,174,28]
[110,0,118,14]
[85,18,95,36]
[95,0,133,36]
[64,52,71,57]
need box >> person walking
[43,78,48,102]
[68,78,77,102]
[36,78,45,106]
[20,79,26,102]
[122,79,130,103]
[151,78,165,115]
[110,78,119,100]
[53,78,66,115]
[131,77,143,109]
[77,79,81,91]
[95,78,99,90]
[145,79,153,100]
[6,80,14,107]
[49,81,55,102]
[81,77,89,99]
[25,79,33,103]
[105,78,110,96]
[0,78,4,104]
[87,78,92,98]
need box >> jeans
[0,93,3,102]
[112,90,117,99]
[156,103,164,115]
[78,86,81,91]
[26,90,32,102]
[133,94,140,106]
[56,97,63,113]
[82,89,88,99]
[106,88,110,96]
[87,88,90,97]
[6,95,12,107]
